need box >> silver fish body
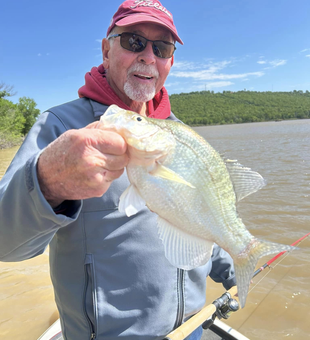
[100,105,293,308]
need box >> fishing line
[248,250,290,294]
[237,264,295,331]
[250,233,309,293]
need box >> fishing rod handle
[163,304,216,340]
[163,286,238,340]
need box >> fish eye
[134,115,144,122]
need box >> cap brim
[115,14,183,45]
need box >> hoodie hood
[78,65,171,119]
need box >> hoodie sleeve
[209,244,236,290]
[0,111,82,262]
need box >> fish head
[100,105,175,161]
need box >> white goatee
[124,64,159,102]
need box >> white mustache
[127,63,159,79]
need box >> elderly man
[0,1,236,339]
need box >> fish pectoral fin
[157,217,214,270]
[149,163,195,188]
[224,159,266,201]
[119,184,146,217]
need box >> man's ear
[171,55,174,67]
[102,38,110,69]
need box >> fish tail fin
[233,238,294,308]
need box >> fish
[99,104,294,308]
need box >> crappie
[99,105,293,308]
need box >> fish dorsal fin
[150,163,195,189]
[225,159,266,201]
[119,184,146,217]
[157,217,214,270]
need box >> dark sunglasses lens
[120,33,175,58]
[121,33,146,52]
[153,41,175,58]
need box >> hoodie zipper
[174,268,185,328]
[84,255,97,340]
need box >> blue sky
[1,0,310,112]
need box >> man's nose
[138,41,156,64]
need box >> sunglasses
[108,32,176,59]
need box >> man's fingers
[96,130,127,156]
[100,168,125,183]
[85,121,101,129]
[82,126,127,156]
[94,153,129,171]
[37,127,129,205]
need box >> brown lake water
[0,119,309,339]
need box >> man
[0,1,236,339]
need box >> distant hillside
[169,90,310,125]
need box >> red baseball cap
[106,0,183,45]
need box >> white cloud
[269,59,287,67]
[173,60,231,72]
[37,52,50,57]
[306,55,310,58]
[167,56,271,93]
[206,61,232,73]
[300,48,310,53]
[170,69,264,81]
[260,59,287,69]
[205,81,234,88]
[168,57,265,94]
[165,81,182,87]
[95,39,103,56]
[172,61,200,70]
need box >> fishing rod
[252,232,310,278]
[163,232,310,340]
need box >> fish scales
[139,117,245,245]
[99,105,294,308]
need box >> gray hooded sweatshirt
[0,98,236,340]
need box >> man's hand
[37,124,128,208]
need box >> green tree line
[1,84,310,148]
[0,83,40,149]
[170,90,310,126]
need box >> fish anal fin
[157,217,214,270]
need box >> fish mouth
[128,131,158,143]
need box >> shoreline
[0,136,24,150]
[189,117,310,128]
[1,117,309,149]
[0,141,22,150]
